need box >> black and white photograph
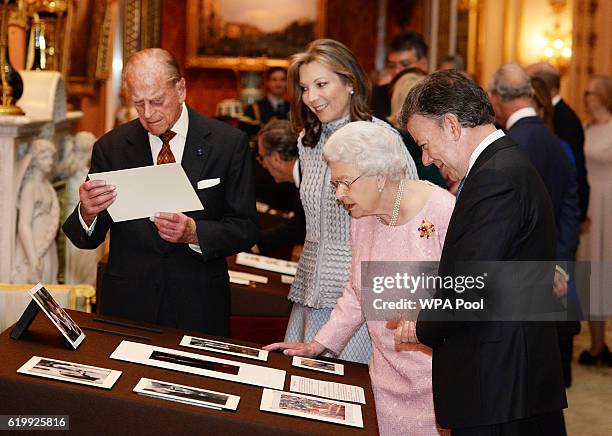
[17,356,122,389]
[150,350,240,375]
[292,356,344,376]
[180,335,268,361]
[110,341,285,389]
[28,283,85,348]
[260,389,363,428]
[133,377,240,410]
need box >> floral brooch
[417,219,435,239]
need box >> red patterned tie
[157,130,177,164]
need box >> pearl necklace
[378,179,405,226]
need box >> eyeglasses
[330,174,365,192]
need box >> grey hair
[488,63,533,102]
[323,121,407,181]
[122,48,181,84]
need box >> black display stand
[10,300,74,349]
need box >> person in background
[531,74,583,386]
[266,121,453,436]
[388,70,446,188]
[284,38,419,364]
[577,74,612,367]
[240,67,290,139]
[488,64,580,309]
[438,54,465,72]
[254,120,305,260]
[526,62,589,225]
[372,31,429,120]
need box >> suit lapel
[182,107,212,186]
[124,122,154,168]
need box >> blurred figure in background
[372,31,428,120]
[577,75,612,367]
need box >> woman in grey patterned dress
[284,39,419,363]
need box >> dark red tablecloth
[0,310,378,435]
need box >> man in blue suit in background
[488,64,581,386]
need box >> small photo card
[28,283,85,348]
[17,356,121,389]
[260,389,363,428]
[292,356,344,376]
[134,377,239,410]
[179,336,268,361]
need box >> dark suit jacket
[257,188,306,254]
[371,83,391,120]
[508,116,580,262]
[553,99,589,221]
[240,97,290,139]
[417,135,567,429]
[62,107,258,336]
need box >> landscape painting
[186,0,325,69]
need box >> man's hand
[552,270,568,298]
[79,180,116,225]
[386,319,419,351]
[151,212,198,244]
[263,340,326,357]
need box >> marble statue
[12,138,60,283]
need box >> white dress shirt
[79,104,195,249]
[465,129,506,178]
[506,107,537,131]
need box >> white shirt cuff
[78,203,97,236]
[555,264,569,281]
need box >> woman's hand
[263,340,326,357]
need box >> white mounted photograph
[292,356,344,376]
[17,356,122,389]
[134,377,240,410]
[260,389,363,428]
[110,341,285,389]
[28,283,85,348]
[180,335,268,361]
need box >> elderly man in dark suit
[402,71,567,435]
[526,61,589,223]
[488,64,582,387]
[63,48,257,336]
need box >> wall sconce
[536,0,572,73]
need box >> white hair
[323,121,407,181]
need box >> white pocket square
[197,178,221,189]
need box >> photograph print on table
[260,389,363,428]
[134,378,240,410]
[292,356,344,375]
[28,283,85,348]
[17,356,122,389]
[180,335,268,361]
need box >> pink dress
[314,185,455,436]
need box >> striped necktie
[456,177,466,197]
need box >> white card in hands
[89,163,203,222]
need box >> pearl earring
[378,187,383,193]
[350,90,354,95]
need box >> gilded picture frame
[186,0,326,70]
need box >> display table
[0,311,378,435]
[96,254,293,344]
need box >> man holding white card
[63,48,257,336]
